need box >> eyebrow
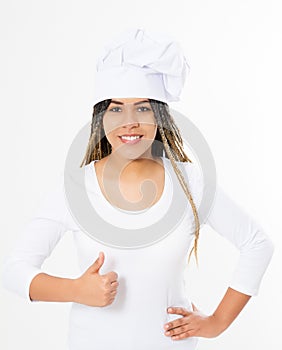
[110,100,150,106]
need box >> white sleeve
[205,183,274,296]
[1,175,71,303]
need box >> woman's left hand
[163,303,223,340]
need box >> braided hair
[80,99,200,264]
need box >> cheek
[102,120,118,146]
[144,124,157,139]
[103,117,120,135]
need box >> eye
[108,106,122,112]
[137,106,151,112]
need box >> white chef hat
[92,28,190,106]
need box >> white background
[0,0,281,349]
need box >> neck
[104,152,160,178]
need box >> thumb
[88,251,105,274]
[192,302,199,312]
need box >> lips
[118,134,143,144]
[118,134,143,137]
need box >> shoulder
[32,173,79,231]
[163,157,203,183]
[163,157,204,205]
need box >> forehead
[110,98,149,104]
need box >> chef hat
[92,28,190,106]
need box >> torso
[93,156,165,211]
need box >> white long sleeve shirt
[1,157,274,350]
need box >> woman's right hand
[73,251,119,307]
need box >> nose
[120,108,140,128]
[120,122,140,136]
[121,121,140,130]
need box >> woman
[1,28,274,349]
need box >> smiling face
[102,98,158,160]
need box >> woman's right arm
[1,177,72,303]
[29,252,118,306]
[1,176,119,306]
[29,273,76,302]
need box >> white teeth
[120,135,142,140]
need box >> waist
[67,291,196,350]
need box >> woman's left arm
[164,287,251,339]
[204,184,274,296]
[183,163,274,296]
[164,179,274,340]
[206,286,252,335]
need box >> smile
[118,135,143,144]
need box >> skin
[29,97,252,341]
[29,252,118,307]
[95,97,165,211]
[101,98,252,340]
[29,98,164,304]
[102,97,158,163]
[163,288,251,340]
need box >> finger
[107,298,114,305]
[176,325,199,338]
[166,321,197,339]
[110,281,119,287]
[167,307,191,317]
[165,323,194,338]
[171,330,194,340]
[106,271,119,283]
[109,282,119,294]
[164,315,192,332]
[87,252,105,274]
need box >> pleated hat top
[92,28,190,105]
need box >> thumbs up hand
[73,252,119,307]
